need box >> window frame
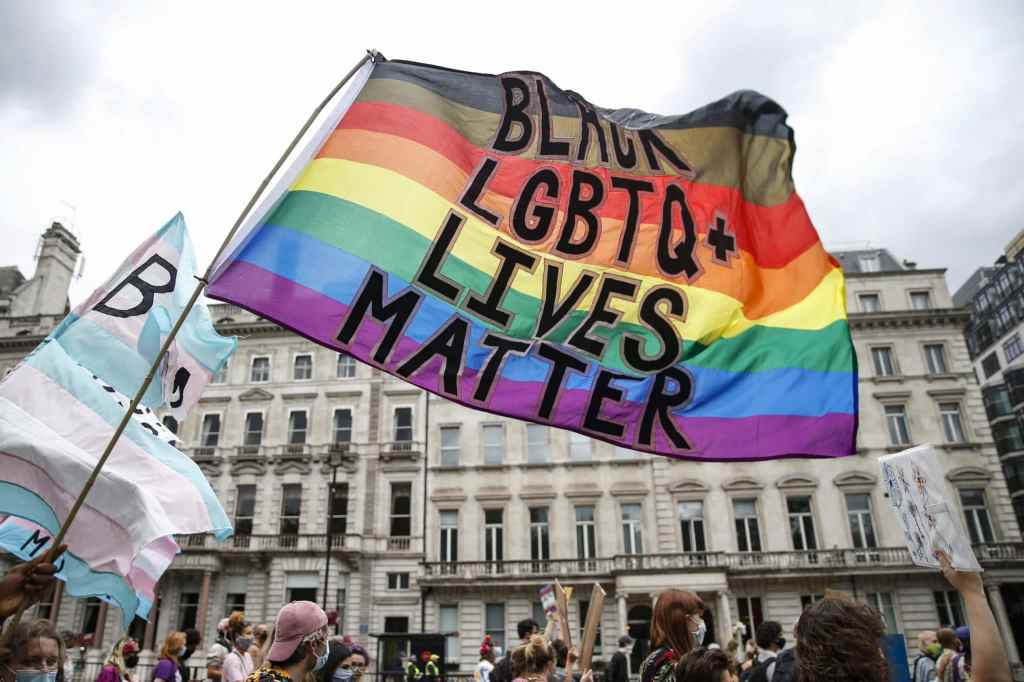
[393,406,415,444]
[484,507,505,564]
[481,423,506,465]
[529,507,551,561]
[439,425,461,467]
[958,488,996,544]
[199,412,222,448]
[484,602,507,652]
[279,483,302,536]
[332,408,353,445]
[234,484,257,536]
[250,355,271,383]
[858,292,882,313]
[844,493,878,550]
[870,345,898,377]
[732,498,762,553]
[883,403,912,446]
[1005,333,1024,364]
[336,353,357,379]
[923,343,949,375]
[526,423,549,463]
[386,572,411,590]
[569,432,592,461]
[243,410,265,448]
[621,503,643,555]
[909,290,932,311]
[866,592,899,633]
[329,482,349,536]
[439,510,459,563]
[389,481,413,538]
[287,409,309,445]
[678,499,707,552]
[786,495,819,551]
[292,352,314,381]
[939,402,967,444]
[211,359,229,384]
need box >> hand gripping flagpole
[0,48,381,645]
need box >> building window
[736,597,763,642]
[934,590,965,628]
[162,415,178,434]
[200,414,221,447]
[800,594,824,610]
[532,602,547,627]
[787,496,817,550]
[1005,334,1024,364]
[384,616,408,633]
[244,412,264,447]
[866,592,897,632]
[575,506,597,559]
[622,504,643,555]
[482,424,505,465]
[440,511,458,563]
[286,573,318,603]
[484,509,504,565]
[982,352,1001,379]
[485,603,506,651]
[569,432,592,461]
[224,576,247,617]
[293,354,313,381]
[336,353,356,378]
[526,424,548,463]
[288,410,308,445]
[846,494,878,549]
[960,489,995,544]
[678,501,706,552]
[390,482,412,537]
[333,409,352,445]
[884,404,912,446]
[179,592,199,630]
[858,254,881,273]
[733,499,761,552]
[211,360,228,384]
[924,344,948,375]
[910,291,932,310]
[859,294,881,313]
[81,597,102,635]
[280,484,302,535]
[871,347,897,377]
[329,483,348,535]
[250,356,270,383]
[940,403,967,444]
[440,605,460,661]
[440,426,460,467]
[529,507,551,561]
[387,573,410,590]
[235,485,256,536]
[394,407,413,444]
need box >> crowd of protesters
[0,548,1012,682]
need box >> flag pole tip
[367,49,385,63]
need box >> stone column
[197,571,212,641]
[716,592,734,647]
[986,584,1021,666]
[95,602,109,650]
[617,594,629,637]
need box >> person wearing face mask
[347,645,368,682]
[243,601,329,682]
[639,590,706,682]
[96,638,140,682]
[155,632,188,682]
[740,622,785,682]
[224,622,256,682]
[317,641,352,682]
[0,618,65,682]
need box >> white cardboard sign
[879,444,981,572]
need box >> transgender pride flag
[0,214,234,625]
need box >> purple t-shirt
[153,660,180,682]
[96,665,122,682]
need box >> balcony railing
[387,536,412,552]
[382,441,423,458]
[175,533,359,553]
[422,544,1024,581]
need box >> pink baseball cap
[268,601,328,662]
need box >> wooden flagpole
[0,48,381,645]
[554,580,573,651]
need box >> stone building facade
[2,228,1023,674]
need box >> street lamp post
[323,451,341,612]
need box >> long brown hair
[795,598,887,682]
[651,590,705,656]
[9,619,64,670]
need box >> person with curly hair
[640,591,706,682]
[794,598,887,682]
[509,635,590,682]
[672,647,738,682]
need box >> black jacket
[608,651,629,682]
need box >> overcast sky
[2,1,1022,304]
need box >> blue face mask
[16,672,58,682]
[334,669,354,682]
[313,645,330,672]
[692,619,707,647]
[179,646,187,657]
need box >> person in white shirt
[477,637,496,682]
[222,623,255,682]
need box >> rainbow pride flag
[208,58,857,461]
